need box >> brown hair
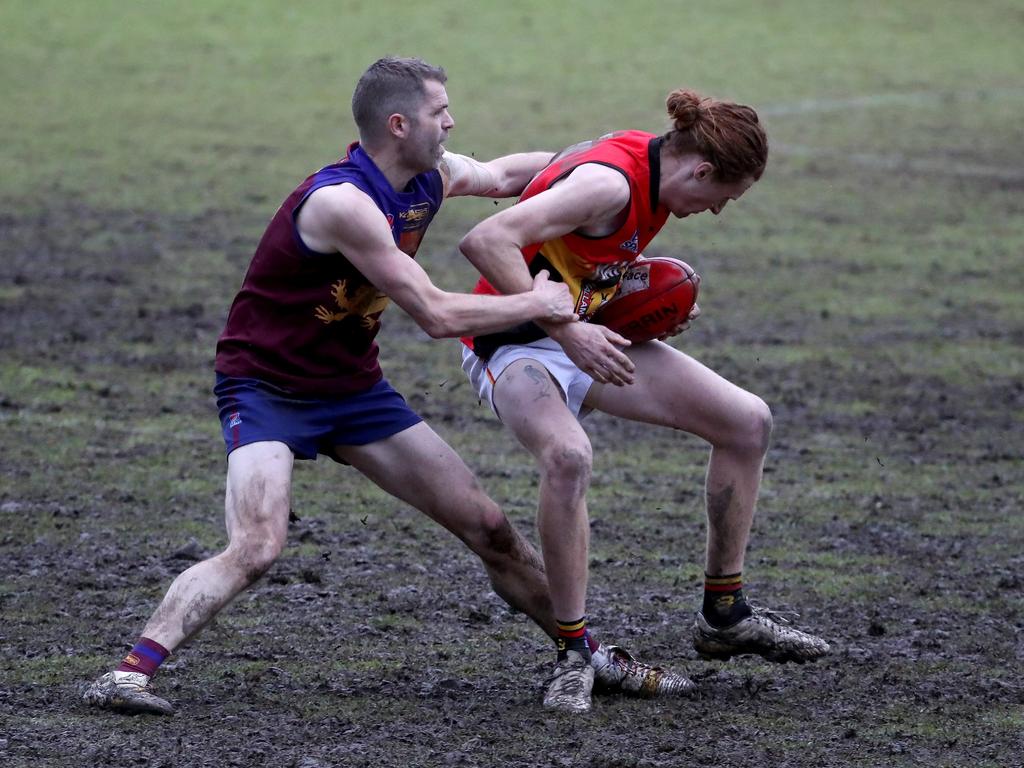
[351,57,447,146]
[663,89,768,182]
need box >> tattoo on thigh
[523,365,551,400]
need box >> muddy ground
[1,200,1022,768]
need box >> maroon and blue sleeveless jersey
[215,142,444,396]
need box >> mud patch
[1,200,1022,767]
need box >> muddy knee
[539,442,593,491]
[463,503,545,571]
[462,501,517,559]
[721,396,772,456]
[224,532,285,585]
[749,397,773,455]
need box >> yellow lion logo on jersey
[314,279,389,329]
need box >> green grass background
[4,0,1022,212]
[1,1,1022,766]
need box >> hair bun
[666,89,706,131]
[662,88,768,182]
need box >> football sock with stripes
[556,617,592,662]
[702,572,753,628]
[116,637,170,679]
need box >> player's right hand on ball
[657,302,701,340]
[551,321,635,386]
[532,269,576,323]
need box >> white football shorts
[461,337,594,420]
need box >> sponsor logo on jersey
[619,229,639,254]
[616,263,651,297]
[576,281,597,318]
[228,412,242,428]
[576,260,633,318]
[399,202,431,229]
[593,260,630,287]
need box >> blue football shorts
[214,373,423,462]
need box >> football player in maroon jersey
[84,57,691,716]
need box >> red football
[594,257,700,343]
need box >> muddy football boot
[543,650,595,714]
[83,671,174,715]
[591,644,696,697]
[693,608,830,663]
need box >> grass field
[2,1,1023,766]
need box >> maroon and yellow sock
[116,637,169,678]
[702,572,753,628]
[556,617,591,662]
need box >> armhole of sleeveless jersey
[291,180,350,257]
[437,162,452,199]
[562,161,632,241]
[647,136,662,212]
[429,168,445,207]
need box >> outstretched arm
[441,150,555,198]
[297,183,575,339]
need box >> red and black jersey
[215,143,443,396]
[465,130,670,359]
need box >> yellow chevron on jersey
[537,237,633,320]
[465,130,671,356]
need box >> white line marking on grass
[774,142,1024,182]
[761,88,1024,117]
[761,88,1024,181]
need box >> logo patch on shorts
[228,412,242,428]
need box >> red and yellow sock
[702,572,753,628]
[556,617,591,661]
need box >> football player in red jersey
[460,89,830,713]
[83,57,690,715]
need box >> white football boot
[591,643,696,697]
[693,607,830,663]
[83,671,174,715]
[543,650,595,713]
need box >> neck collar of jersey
[647,136,662,212]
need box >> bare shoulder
[303,181,374,218]
[562,162,631,192]
[298,182,390,252]
[557,163,630,210]
[300,183,378,231]
[537,162,630,224]
[466,159,632,245]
